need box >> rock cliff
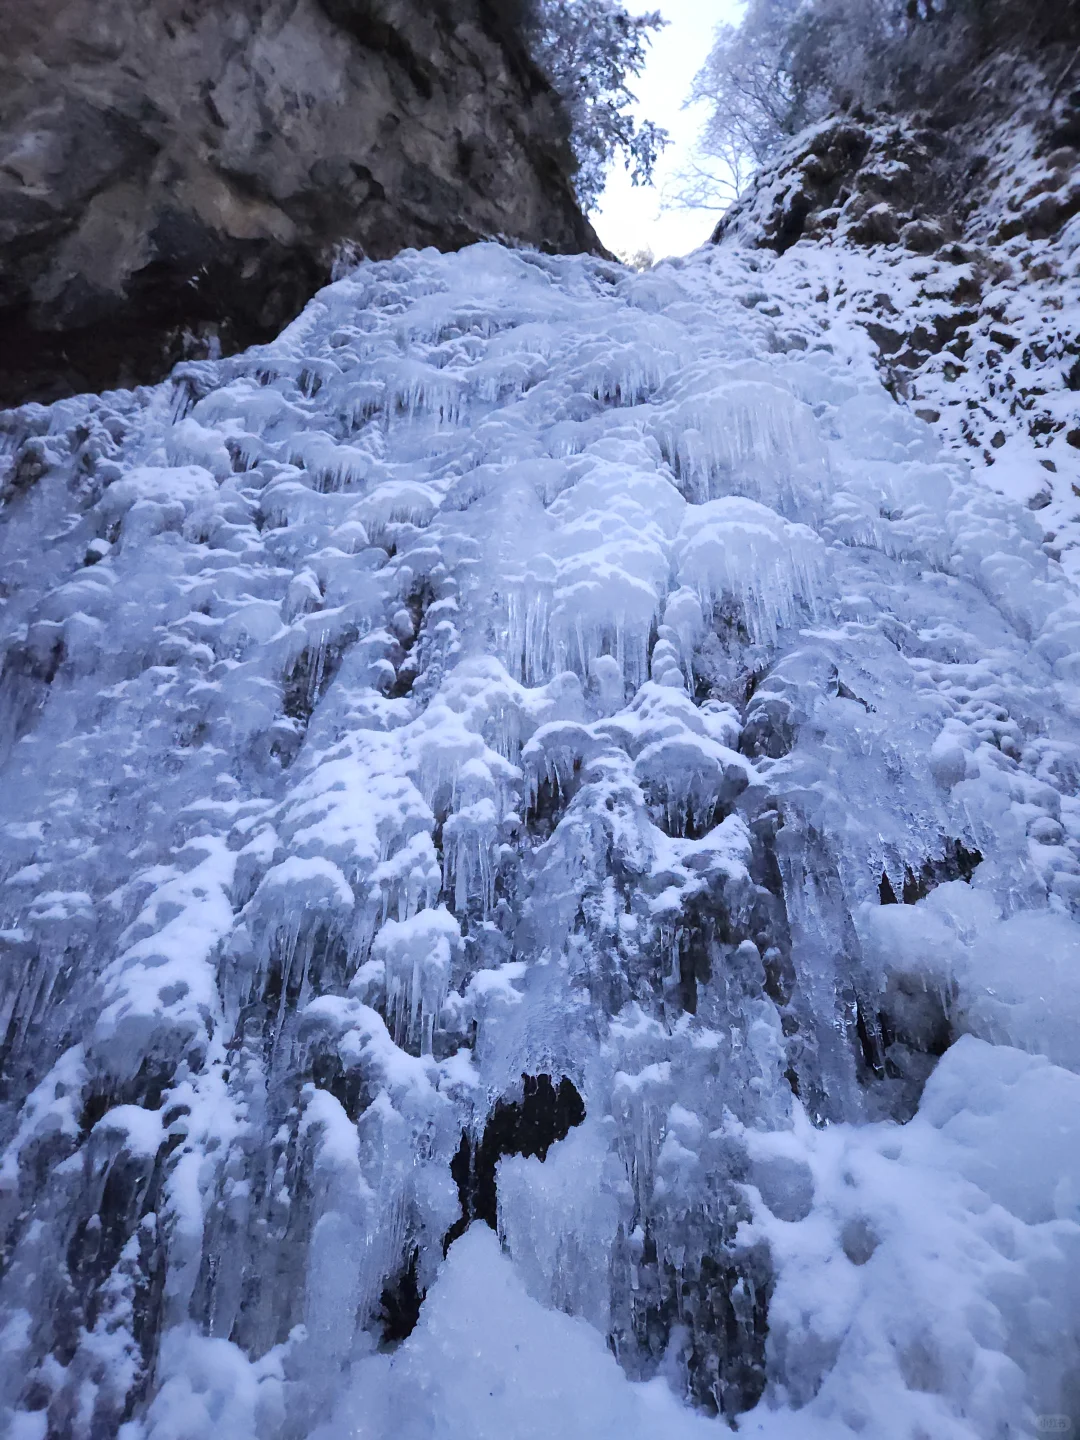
[711,45,1080,562]
[0,0,596,406]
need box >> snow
[310,1225,719,1440]
[1,233,1080,1438]
[732,99,1080,586]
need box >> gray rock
[0,0,597,405]
[845,200,901,247]
[900,218,946,253]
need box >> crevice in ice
[386,580,433,700]
[829,666,875,711]
[611,1216,773,1422]
[245,914,353,1058]
[526,764,580,841]
[637,740,751,843]
[77,1059,173,1138]
[740,678,798,761]
[667,889,728,1014]
[307,1042,370,1124]
[521,719,593,839]
[877,839,983,905]
[857,971,955,1102]
[674,495,826,649]
[0,942,79,1085]
[281,628,359,727]
[446,1075,585,1246]
[29,1112,171,1428]
[0,643,60,763]
[377,1246,423,1344]
[682,602,764,709]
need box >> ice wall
[0,240,1078,1439]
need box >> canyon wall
[0,0,596,405]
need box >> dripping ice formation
[1,240,1080,1439]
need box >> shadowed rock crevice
[878,839,983,905]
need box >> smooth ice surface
[1,238,1080,1440]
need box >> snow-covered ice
[1,237,1079,1439]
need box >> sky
[591,0,744,261]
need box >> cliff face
[711,47,1080,568]
[0,0,596,406]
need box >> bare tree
[669,0,1025,215]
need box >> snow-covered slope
[1,239,1079,1439]
[713,69,1080,578]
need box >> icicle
[675,495,827,645]
[372,907,461,1055]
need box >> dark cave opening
[378,1074,585,1344]
[378,1247,423,1345]
[446,1074,585,1245]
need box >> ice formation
[1,238,1079,1440]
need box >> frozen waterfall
[1,241,1079,1440]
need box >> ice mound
[310,1226,719,1440]
[675,495,825,644]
